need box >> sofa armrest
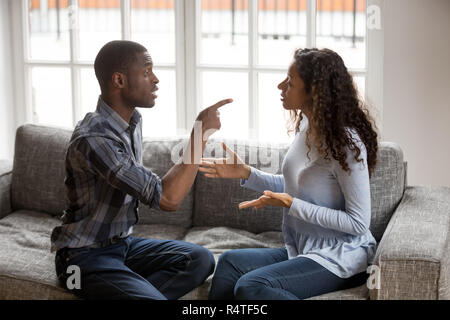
[370,186,450,300]
[0,160,13,219]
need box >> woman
[199,48,379,300]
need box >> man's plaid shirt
[50,97,162,252]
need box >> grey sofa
[0,124,449,300]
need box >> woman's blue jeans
[55,236,215,300]
[209,248,368,300]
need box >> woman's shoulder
[344,127,366,152]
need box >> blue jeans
[55,236,215,300]
[209,248,368,300]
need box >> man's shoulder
[68,112,121,152]
[71,112,115,141]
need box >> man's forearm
[160,127,207,210]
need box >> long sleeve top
[51,97,162,252]
[241,120,377,278]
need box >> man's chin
[136,101,156,109]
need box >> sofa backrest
[11,124,406,242]
[193,138,289,234]
[11,125,72,216]
[11,125,194,227]
[369,142,406,241]
[193,138,407,241]
[137,138,194,228]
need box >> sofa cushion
[180,265,369,300]
[180,226,285,300]
[182,226,285,255]
[138,138,194,228]
[369,142,406,241]
[193,138,289,233]
[0,210,189,300]
[371,186,450,300]
[179,227,368,300]
[194,139,406,241]
[11,125,194,226]
[0,210,75,299]
[132,224,188,240]
[11,125,72,216]
[306,284,368,300]
[0,159,13,219]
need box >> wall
[382,0,450,187]
[0,0,15,161]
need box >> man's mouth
[151,87,158,98]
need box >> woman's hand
[238,190,294,210]
[199,142,251,179]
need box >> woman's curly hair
[288,48,379,177]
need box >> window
[14,0,380,143]
[198,0,368,142]
[23,0,178,138]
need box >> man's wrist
[241,165,251,180]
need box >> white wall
[0,0,15,161]
[382,0,450,187]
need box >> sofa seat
[0,210,74,299]
[0,210,188,300]
[178,226,368,300]
[0,210,368,300]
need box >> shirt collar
[96,96,141,134]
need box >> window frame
[11,0,384,138]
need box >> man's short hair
[94,40,148,93]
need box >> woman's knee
[233,273,271,300]
[215,249,247,273]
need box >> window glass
[315,0,366,69]
[28,0,71,60]
[200,71,249,140]
[258,0,307,66]
[131,0,176,65]
[31,67,73,128]
[78,0,122,61]
[200,0,249,65]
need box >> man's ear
[112,72,126,89]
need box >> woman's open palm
[199,143,250,179]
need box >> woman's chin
[282,102,292,110]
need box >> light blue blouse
[241,121,377,278]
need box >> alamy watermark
[367,4,382,30]
[366,265,381,290]
[66,265,81,290]
[170,120,283,173]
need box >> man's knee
[188,245,216,284]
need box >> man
[51,40,233,300]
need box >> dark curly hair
[288,48,379,177]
